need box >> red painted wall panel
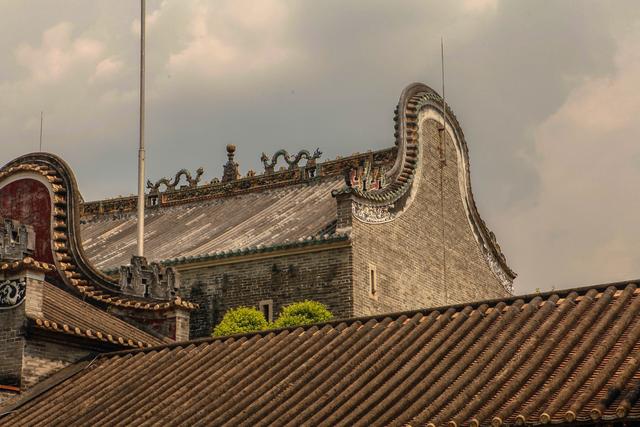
[0,179,53,263]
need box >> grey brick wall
[351,118,509,317]
[21,340,90,388]
[0,308,25,388]
[181,247,353,338]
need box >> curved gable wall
[351,111,510,316]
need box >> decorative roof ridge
[30,316,152,348]
[80,174,344,224]
[81,148,396,217]
[98,278,640,357]
[0,153,198,312]
[102,231,351,274]
[0,257,55,273]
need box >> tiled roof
[0,154,197,312]
[3,280,640,426]
[31,281,165,348]
[81,177,345,271]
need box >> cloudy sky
[1,0,639,294]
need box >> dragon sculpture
[146,167,204,193]
[261,148,322,174]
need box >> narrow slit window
[369,264,378,297]
[259,299,273,322]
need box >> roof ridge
[95,278,640,358]
[80,148,396,216]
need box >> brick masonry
[181,246,353,338]
[351,118,509,316]
[178,117,509,338]
[21,340,90,389]
[0,307,25,389]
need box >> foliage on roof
[212,306,268,337]
[272,300,333,328]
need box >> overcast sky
[1,0,639,294]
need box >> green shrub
[272,300,333,328]
[212,306,268,337]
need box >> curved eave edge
[334,82,516,291]
[0,153,197,311]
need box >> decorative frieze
[147,167,204,194]
[0,278,26,309]
[352,202,395,224]
[261,148,322,175]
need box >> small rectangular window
[259,299,273,322]
[368,264,378,298]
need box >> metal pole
[137,0,146,257]
[39,112,43,152]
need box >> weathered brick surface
[0,308,25,388]
[21,340,90,389]
[351,118,509,316]
[181,247,353,338]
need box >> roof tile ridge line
[540,283,640,423]
[31,317,149,348]
[481,289,598,426]
[248,317,408,425]
[0,354,97,418]
[40,281,164,340]
[141,231,351,269]
[90,279,640,359]
[68,344,199,425]
[194,326,331,424]
[81,150,388,208]
[450,292,581,427]
[107,339,239,425]
[529,284,637,424]
[0,153,197,311]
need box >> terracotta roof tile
[31,281,165,348]
[3,281,640,426]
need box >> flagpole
[137,0,146,257]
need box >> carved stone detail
[352,202,396,224]
[0,219,35,262]
[147,168,204,194]
[222,144,240,182]
[0,278,26,309]
[345,160,386,192]
[119,256,181,299]
[261,148,322,175]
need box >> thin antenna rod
[440,37,446,142]
[137,0,146,257]
[39,112,43,152]
[439,36,448,302]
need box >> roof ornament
[146,167,204,194]
[260,148,322,175]
[345,160,386,192]
[222,144,241,182]
[0,219,35,262]
[0,278,26,309]
[119,255,181,299]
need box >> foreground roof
[32,280,165,348]
[3,280,640,426]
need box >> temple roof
[81,176,345,271]
[3,279,640,426]
[31,280,165,348]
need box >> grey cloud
[1,0,640,294]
